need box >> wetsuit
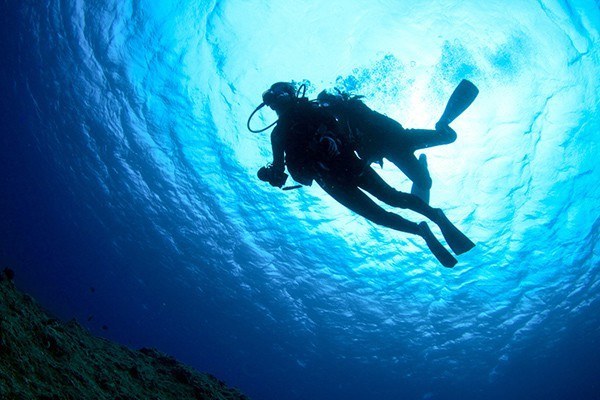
[268,99,442,236]
[269,98,350,186]
[326,98,457,191]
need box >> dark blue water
[1,1,599,399]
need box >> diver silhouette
[248,82,475,268]
[317,80,479,204]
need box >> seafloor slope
[0,269,249,400]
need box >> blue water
[1,1,599,399]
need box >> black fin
[418,222,457,268]
[438,79,479,125]
[434,209,475,255]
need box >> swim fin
[437,79,479,125]
[433,209,475,255]
[418,222,457,268]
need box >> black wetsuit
[269,98,353,186]
[268,99,442,236]
[327,98,457,191]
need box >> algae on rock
[0,269,249,400]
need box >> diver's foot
[435,119,447,130]
[435,121,457,142]
[418,222,457,268]
[410,154,431,204]
[433,209,475,255]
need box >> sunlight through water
[1,0,599,399]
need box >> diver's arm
[257,126,288,188]
[270,126,286,174]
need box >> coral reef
[0,269,249,400]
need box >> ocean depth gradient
[1,1,599,399]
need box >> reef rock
[0,269,249,400]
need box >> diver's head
[317,89,343,108]
[262,82,296,113]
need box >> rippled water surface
[1,1,599,399]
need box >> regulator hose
[247,102,278,133]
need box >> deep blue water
[1,1,599,399]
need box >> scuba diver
[248,82,475,268]
[316,80,479,204]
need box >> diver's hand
[257,165,288,188]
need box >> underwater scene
[1,0,599,399]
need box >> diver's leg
[355,167,475,255]
[385,151,432,204]
[355,167,438,220]
[316,176,420,235]
[316,176,457,267]
[402,127,457,151]
[413,154,430,204]
[381,126,454,202]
